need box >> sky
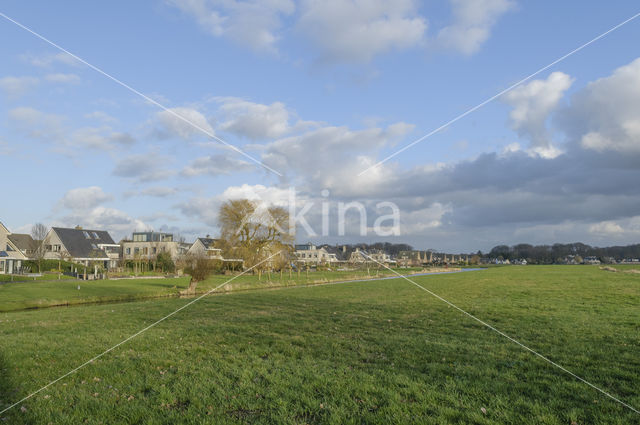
[1,0,640,252]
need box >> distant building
[294,243,338,264]
[122,231,189,262]
[348,248,394,265]
[583,256,600,265]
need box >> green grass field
[1,266,638,424]
[0,268,423,313]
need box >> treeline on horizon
[331,241,640,264]
[486,242,640,264]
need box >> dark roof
[198,238,219,249]
[52,227,115,259]
[8,234,37,252]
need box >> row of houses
[293,243,395,265]
[0,222,225,275]
[2,220,474,275]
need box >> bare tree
[31,223,49,273]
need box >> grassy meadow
[0,268,423,313]
[0,266,638,424]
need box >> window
[83,231,90,239]
[134,248,140,254]
[126,248,131,255]
[91,244,98,249]
[152,247,157,254]
[52,245,61,252]
[92,232,99,239]
[143,247,148,255]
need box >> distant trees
[30,223,48,273]
[486,242,640,264]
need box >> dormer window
[83,231,90,239]
[92,232,99,239]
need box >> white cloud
[297,0,426,63]
[61,186,113,210]
[182,154,254,176]
[140,186,179,197]
[9,107,134,151]
[178,183,293,226]
[84,111,118,123]
[502,71,573,156]
[589,220,624,236]
[0,139,14,156]
[560,58,640,153]
[8,107,66,138]
[262,121,414,188]
[69,127,135,150]
[154,107,214,141]
[399,202,452,233]
[167,0,295,52]
[216,97,292,139]
[0,76,39,98]
[113,153,175,182]
[45,73,81,84]
[21,52,81,68]
[58,206,151,241]
[437,0,514,55]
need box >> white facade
[295,243,338,264]
[0,222,27,274]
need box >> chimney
[75,225,83,230]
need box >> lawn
[0,266,638,424]
[0,267,424,313]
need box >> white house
[294,243,338,264]
[0,222,30,274]
[186,237,223,259]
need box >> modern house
[0,222,30,274]
[43,226,121,270]
[294,243,338,264]
[186,237,223,259]
[121,231,190,262]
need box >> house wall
[122,241,185,261]
[295,247,336,263]
[42,231,66,260]
[186,240,223,259]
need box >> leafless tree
[31,223,49,273]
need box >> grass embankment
[0,266,638,424]
[0,268,424,313]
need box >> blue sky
[1,1,640,252]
